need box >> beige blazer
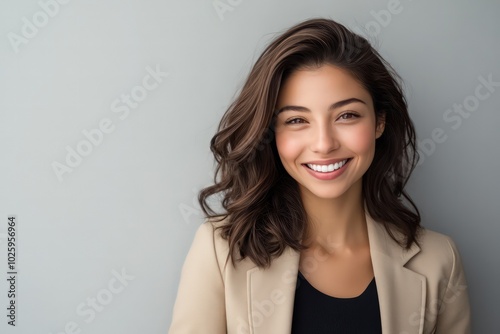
[169,208,471,334]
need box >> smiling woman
[274,65,383,202]
[168,18,471,334]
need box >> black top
[291,271,382,334]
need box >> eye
[338,112,359,120]
[285,118,306,125]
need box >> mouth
[302,158,352,173]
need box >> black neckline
[297,270,376,300]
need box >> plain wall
[0,0,498,333]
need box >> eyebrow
[276,97,366,114]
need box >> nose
[309,120,340,154]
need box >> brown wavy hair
[198,17,421,268]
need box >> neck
[299,179,368,251]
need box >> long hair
[198,18,421,268]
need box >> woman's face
[274,64,384,201]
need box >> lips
[301,158,352,180]
[302,158,352,172]
[305,158,350,173]
[304,157,351,165]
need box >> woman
[169,18,471,333]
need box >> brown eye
[338,112,359,120]
[285,118,306,125]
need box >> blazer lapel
[246,247,300,334]
[365,206,427,334]
[246,206,426,334]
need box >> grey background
[0,0,498,333]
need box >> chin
[300,184,351,200]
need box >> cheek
[344,124,377,156]
[275,132,299,164]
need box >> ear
[375,111,386,139]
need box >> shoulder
[190,216,248,273]
[195,216,229,250]
[405,227,471,331]
[192,216,267,276]
[415,227,461,262]
[191,217,230,259]
[169,218,230,333]
[406,227,466,283]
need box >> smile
[305,159,351,173]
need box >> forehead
[276,64,373,108]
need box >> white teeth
[306,159,349,173]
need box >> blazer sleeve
[435,236,472,333]
[168,222,227,334]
